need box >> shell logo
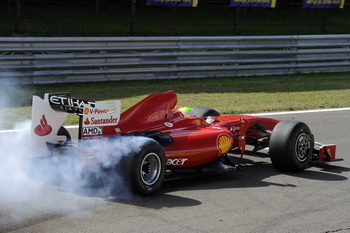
[218,135,233,154]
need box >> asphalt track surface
[1,109,350,233]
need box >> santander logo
[84,117,91,125]
[34,115,52,136]
[82,101,121,127]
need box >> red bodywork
[83,90,282,168]
[31,90,339,173]
[30,90,341,195]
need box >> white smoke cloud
[0,81,147,230]
[0,122,32,204]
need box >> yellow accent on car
[218,135,233,154]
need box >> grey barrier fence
[1,35,350,84]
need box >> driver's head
[178,107,196,117]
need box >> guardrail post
[130,0,136,36]
[8,0,11,16]
[320,9,327,34]
[96,0,100,17]
[14,0,21,35]
[233,8,238,34]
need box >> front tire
[269,121,314,172]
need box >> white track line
[1,107,350,134]
[249,107,350,116]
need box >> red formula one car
[30,90,339,195]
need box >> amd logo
[82,127,103,135]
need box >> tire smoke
[0,82,146,229]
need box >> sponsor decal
[164,122,173,127]
[34,114,52,136]
[302,0,344,8]
[229,126,240,132]
[81,137,103,146]
[84,118,91,125]
[83,116,118,126]
[83,100,121,127]
[217,134,233,154]
[230,0,276,8]
[147,0,198,7]
[166,158,188,166]
[87,108,109,114]
[82,127,103,135]
[193,119,202,126]
[49,94,95,115]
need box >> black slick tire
[128,138,166,195]
[269,121,314,172]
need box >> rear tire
[269,121,314,172]
[124,138,166,195]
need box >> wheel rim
[295,133,311,162]
[140,152,161,186]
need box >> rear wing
[31,92,120,157]
[45,92,95,116]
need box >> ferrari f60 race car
[30,90,340,195]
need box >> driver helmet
[178,107,196,117]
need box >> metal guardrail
[1,35,350,84]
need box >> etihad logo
[49,95,95,115]
[49,95,95,108]
[34,115,52,136]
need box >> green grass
[1,72,350,129]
